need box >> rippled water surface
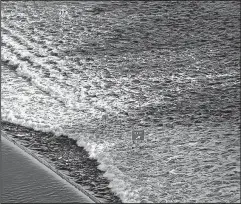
[1,1,240,203]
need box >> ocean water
[2,136,93,203]
[1,1,240,203]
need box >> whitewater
[1,1,240,203]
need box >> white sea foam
[2,6,240,203]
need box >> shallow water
[1,1,240,203]
[1,136,93,203]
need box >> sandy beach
[2,121,122,203]
[2,135,96,203]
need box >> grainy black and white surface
[1,1,240,203]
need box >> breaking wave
[1,1,240,203]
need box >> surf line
[2,132,102,203]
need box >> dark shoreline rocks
[1,120,122,203]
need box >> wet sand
[1,121,122,203]
[2,136,94,203]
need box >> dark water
[1,136,93,203]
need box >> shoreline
[2,135,95,203]
[2,132,101,203]
[1,121,122,203]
